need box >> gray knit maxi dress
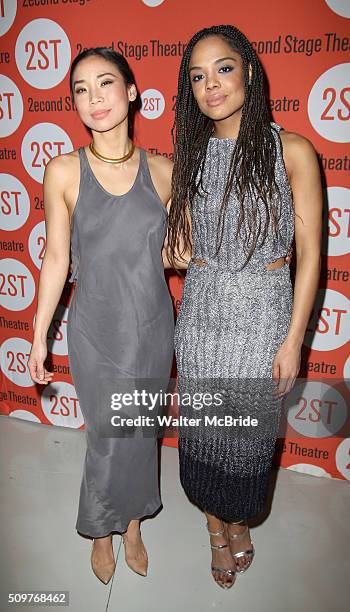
[67,147,174,538]
[174,123,295,522]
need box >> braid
[167,24,282,269]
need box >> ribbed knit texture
[174,123,295,521]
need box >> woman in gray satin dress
[28,48,174,585]
[168,25,322,589]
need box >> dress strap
[138,147,147,170]
[68,147,86,284]
[270,121,284,134]
[78,146,92,177]
[139,147,155,186]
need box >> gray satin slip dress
[66,146,174,538]
[174,123,295,522]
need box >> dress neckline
[209,135,237,142]
[81,146,143,199]
[209,122,282,143]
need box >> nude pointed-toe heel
[91,538,116,585]
[122,535,148,577]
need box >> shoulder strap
[78,146,89,171]
[138,146,146,168]
[270,121,283,134]
[139,147,151,178]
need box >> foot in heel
[122,531,148,577]
[207,522,236,589]
[227,520,255,573]
[91,535,116,584]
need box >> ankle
[207,521,225,536]
[124,529,141,542]
[93,535,112,545]
[228,521,247,530]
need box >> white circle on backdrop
[0,174,30,231]
[286,463,332,478]
[308,63,350,142]
[28,220,46,270]
[15,18,71,89]
[9,409,41,423]
[0,258,35,311]
[47,303,69,356]
[142,0,165,5]
[324,0,350,18]
[41,380,83,428]
[285,380,347,438]
[140,88,165,119]
[304,288,350,351]
[335,438,350,480]
[343,355,350,390]
[0,0,17,37]
[0,74,23,137]
[324,186,350,256]
[21,122,73,183]
[0,337,34,387]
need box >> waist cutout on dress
[189,257,291,288]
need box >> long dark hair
[168,24,283,268]
[69,47,141,139]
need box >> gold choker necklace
[89,141,135,164]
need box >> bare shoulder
[279,130,318,175]
[44,149,80,185]
[145,150,173,203]
[146,150,173,180]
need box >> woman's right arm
[28,156,71,384]
[162,198,192,270]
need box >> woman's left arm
[272,131,323,397]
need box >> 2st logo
[0,258,35,311]
[21,122,73,183]
[324,187,350,257]
[0,75,23,137]
[321,86,350,122]
[142,0,165,6]
[41,381,84,428]
[0,337,34,387]
[308,63,350,142]
[285,381,347,438]
[141,89,165,119]
[304,288,350,351]
[325,0,350,19]
[0,174,30,231]
[15,19,71,89]
[46,303,69,356]
[0,0,17,37]
[28,220,46,269]
[335,439,350,481]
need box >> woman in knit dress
[168,25,322,589]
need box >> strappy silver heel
[227,520,255,573]
[206,523,236,589]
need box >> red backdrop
[1,0,349,481]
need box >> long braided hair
[167,24,282,268]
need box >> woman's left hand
[272,340,301,399]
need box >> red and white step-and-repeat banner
[0,0,349,480]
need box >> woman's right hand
[28,340,54,385]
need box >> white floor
[0,415,349,612]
